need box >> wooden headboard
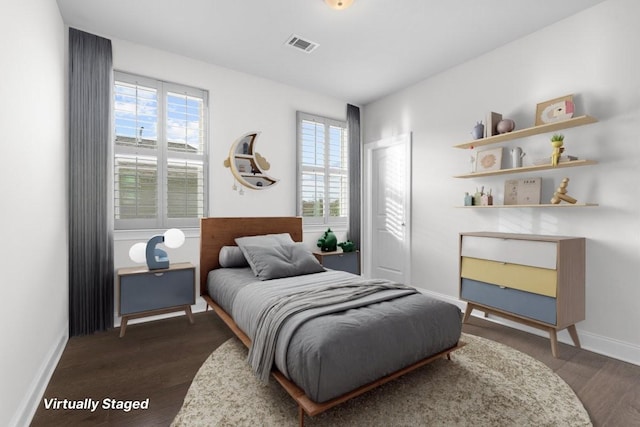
[199,217,303,296]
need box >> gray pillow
[238,242,325,280]
[234,233,294,247]
[235,233,295,272]
[219,246,249,268]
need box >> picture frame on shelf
[535,94,575,126]
[475,147,503,173]
[504,177,542,205]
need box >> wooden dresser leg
[185,305,195,324]
[462,303,474,323]
[567,324,581,349]
[119,317,129,338]
[549,329,559,358]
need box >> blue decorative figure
[146,234,170,270]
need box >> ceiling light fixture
[324,0,354,10]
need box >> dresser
[117,262,196,337]
[459,232,585,357]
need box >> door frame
[363,133,412,283]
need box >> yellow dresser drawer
[461,257,557,297]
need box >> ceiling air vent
[284,34,319,53]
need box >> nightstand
[313,250,360,275]
[117,262,195,337]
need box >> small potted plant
[550,134,565,166]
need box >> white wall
[363,0,640,364]
[108,38,349,320]
[0,1,67,426]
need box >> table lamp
[128,228,185,270]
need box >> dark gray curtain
[68,28,114,336]
[347,104,361,250]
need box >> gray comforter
[238,275,418,382]
[211,269,462,403]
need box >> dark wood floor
[31,311,233,427]
[32,311,639,426]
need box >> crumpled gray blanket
[242,276,417,382]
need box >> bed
[199,217,464,425]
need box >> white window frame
[296,111,349,230]
[113,71,209,230]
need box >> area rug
[172,333,591,426]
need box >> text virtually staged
[43,397,150,412]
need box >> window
[113,72,208,230]
[297,112,349,227]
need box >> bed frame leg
[299,406,305,427]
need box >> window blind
[297,112,349,226]
[114,72,208,229]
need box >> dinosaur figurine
[337,240,356,252]
[317,228,337,252]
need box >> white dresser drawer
[461,235,557,269]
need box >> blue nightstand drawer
[119,264,195,315]
[314,251,360,275]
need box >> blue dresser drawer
[120,267,195,315]
[461,278,556,325]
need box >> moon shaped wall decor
[223,131,279,190]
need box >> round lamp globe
[164,228,185,248]
[129,242,147,263]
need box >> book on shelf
[484,111,502,138]
[504,177,542,205]
[531,155,578,166]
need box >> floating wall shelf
[454,159,598,178]
[456,203,599,209]
[453,113,600,208]
[453,115,598,150]
[224,131,279,190]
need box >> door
[364,133,411,284]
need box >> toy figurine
[317,228,338,252]
[550,134,565,166]
[337,241,356,252]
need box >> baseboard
[10,326,68,427]
[113,296,209,327]
[418,288,640,366]
[577,330,640,366]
